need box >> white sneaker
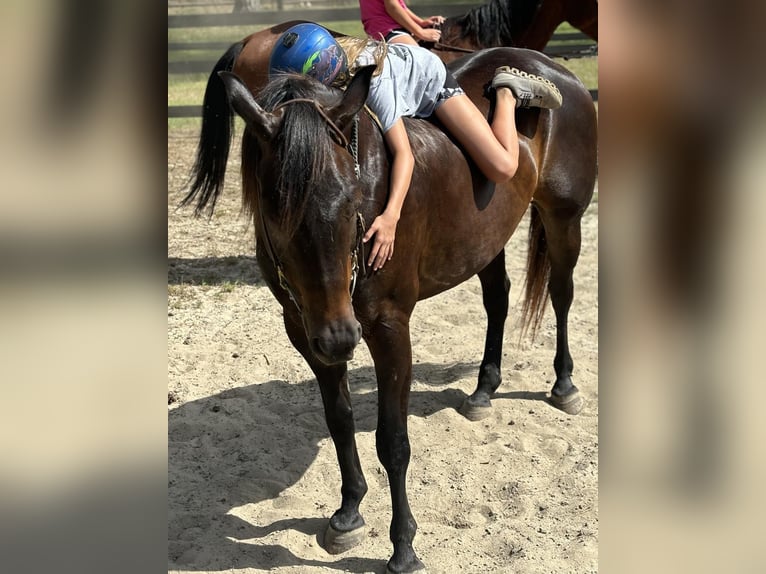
[492,66,563,109]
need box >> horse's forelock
[255,73,331,111]
[254,76,343,239]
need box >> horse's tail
[520,204,551,339]
[181,41,245,216]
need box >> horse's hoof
[459,397,492,421]
[549,390,584,415]
[323,522,366,554]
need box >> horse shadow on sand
[168,255,264,286]
[168,362,550,572]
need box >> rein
[257,100,366,313]
[429,21,477,54]
[432,42,476,54]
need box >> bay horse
[184,42,597,572]
[437,0,598,62]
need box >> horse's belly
[415,179,530,299]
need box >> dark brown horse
[436,0,598,62]
[184,43,597,572]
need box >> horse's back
[449,47,598,210]
[402,48,597,297]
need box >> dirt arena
[168,127,598,574]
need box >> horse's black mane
[455,0,542,47]
[253,74,348,238]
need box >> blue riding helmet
[269,23,348,86]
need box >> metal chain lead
[351,114,360,180]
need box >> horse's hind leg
[460,250,510,421]
[282,308,368,553]
[538,207,587,415]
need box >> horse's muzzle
[310,319,363,364]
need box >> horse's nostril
[311,323,361,364]
[312,336,327,355]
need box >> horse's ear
[218,71,277,142]
[329,64,376,131]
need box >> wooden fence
[168,4,597,117]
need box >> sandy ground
[168,127,598,574]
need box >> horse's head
[219,67,377,365]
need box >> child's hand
[426,16,445,27]
[363,212,399,271]
[417,28,441,43]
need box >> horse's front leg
[282,308,369,554]
[365,310,425,574]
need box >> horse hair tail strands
[520,203,550,340]
[181,41,245,217]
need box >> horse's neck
[358,111,391,215]
[513,0,560,50]
[357,112,455,222]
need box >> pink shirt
[359,0,409,40]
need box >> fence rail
[168,5,597,117]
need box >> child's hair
[332,36,388,87]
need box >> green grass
[168,74,208,106]
[554,56,597,91]
[168,117,202,132]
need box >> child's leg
[434,67,563,183]
[434,91,519,183]
[388,34,419,46]
[385,29,419,46]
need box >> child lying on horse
[269,23,562,270]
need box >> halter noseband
[258,211,366,312]
[258,100,366,313]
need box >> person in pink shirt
[359,0,445,45]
